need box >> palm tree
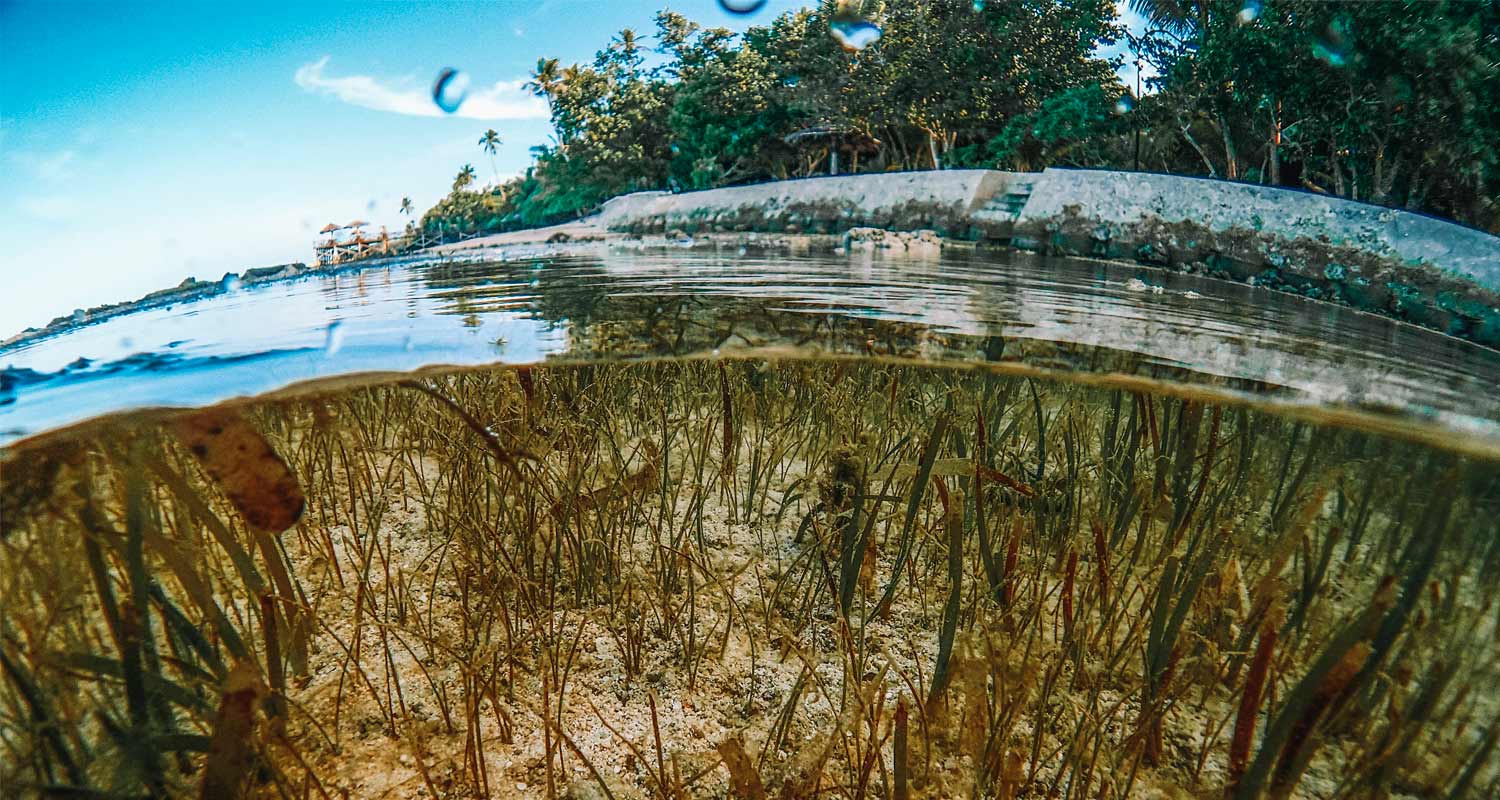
[453,164,477,192]
[1127,0,1207,40]
[399,197,413,217]
[524,57,562,116]
[478,129,502,184]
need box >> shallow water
[3,246,1499,799]
[5,245,1499,447]
[4,356,1499,799]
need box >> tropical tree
[1131,0,1500,228]
[415,0,1498,233]
[478,129,503,183]
[1127,0,1209,40]
[524,57,563,115]
[453,164,477,192]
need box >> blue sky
[2,1,1143,333]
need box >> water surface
[4,245,1497,446]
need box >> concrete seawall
[598,169,1022,238]
[596,168,1500,347]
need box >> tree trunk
[928,133,941,171]
[1329,144,1346,197]
[1182,124,1218,177]
[1373,147,1399,204]
[1373,143,1386,202]
[1405,167,1425,210]
[1268,100,1281,186]
[1219,114,1239,179]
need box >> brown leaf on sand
[172,408,305,532]
[716,734,766,799]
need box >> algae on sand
[2,357,1498,799]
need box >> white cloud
[18,194,79,221]
[294,57,547,120]
[9,148,77,183]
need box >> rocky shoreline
[1,261,315,350]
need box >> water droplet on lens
[432,68,471,113]
[718,0,767,14]
[1313,17,1353,66]
[830,17,882,51]
[670,143,681,154]
[1113,94,1136,115]
[402,335,414,352]
[972,0,986,10]
[323,320,345,356]
[783,75,800,87]
[220,274,242,292]
[1236,0,1261,24]
[737,246,748,257]
[119,336,134,349]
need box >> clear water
[4,246,1499,799]
[5,246,1498,449]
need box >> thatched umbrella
[342,221,367,250]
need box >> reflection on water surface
[3,246,1497,447]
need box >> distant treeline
[421,0,1500,235]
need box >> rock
[843,227,887,249]
[242,263,309,283]
[564,781,607,800]
[843,227,943,253]
[546,231,572,244]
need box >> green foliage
[423,0,1123,229]
[954,84,1130,171]
[1134,0,1500,228]
[420,0,1499,233]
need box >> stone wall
[598,169,1021,238]
[1013,169,1500,345]
[1018,170,1498,284]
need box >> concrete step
[972,179,1036,222]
